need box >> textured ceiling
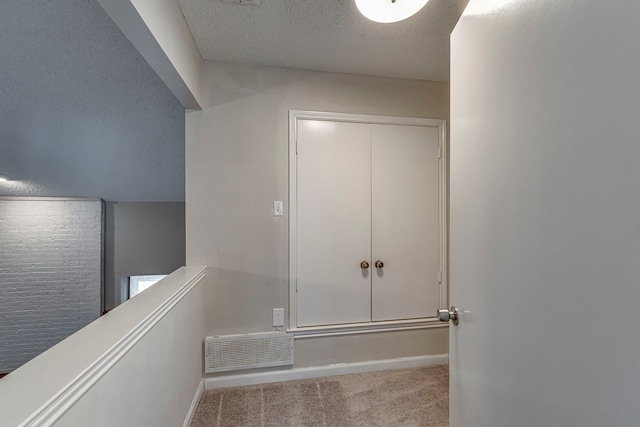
[0,0,185,201]
[178,0,469,82]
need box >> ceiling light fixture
[0,174,11,182]
[355,0,430,23]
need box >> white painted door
[371,124,440,321]
[296,120,372,326]
[450,1,640,426]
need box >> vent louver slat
[205,333,294,373]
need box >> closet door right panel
[371,124,440,321]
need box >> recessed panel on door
[371,124,440,321]
[296,120,372,327]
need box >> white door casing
[290,111,447,333]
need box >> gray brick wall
[0,199,103,372]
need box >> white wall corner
[97,0,203,109]
[182,379,204,427]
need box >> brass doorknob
[375,260,384,269]
[361,261,370,269]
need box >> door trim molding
[288,110,448,330]
[291,319,448,339]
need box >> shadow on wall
[201,61,449,110]
[0,0,185,201]
[104,202,186,311]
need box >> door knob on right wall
[375,260,384,269]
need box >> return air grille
[205,332,294,373]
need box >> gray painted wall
[0,198,103,373]
[0,1,188,323]
[104,202,186,310]
[187,62,449,369]
[0,0,185,202]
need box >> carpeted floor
[192,365,448,427]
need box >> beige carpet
[192,365,448,427]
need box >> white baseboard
[182,379,204,427]
[204,353,448,390]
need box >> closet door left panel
[296,120,372,327]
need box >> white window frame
[127,274,167,299]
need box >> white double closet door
[296,117,442,327]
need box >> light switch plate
[273,201,284,216]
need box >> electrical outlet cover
[272,308,285,327]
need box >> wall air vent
[205,332,294,373]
